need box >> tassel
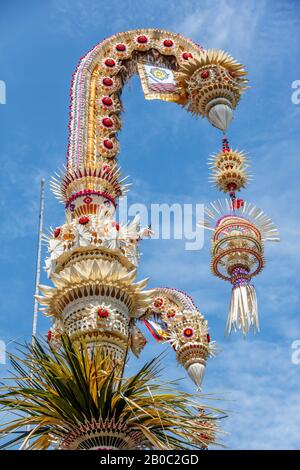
[226,267,259,335]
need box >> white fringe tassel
[226,285,259,335]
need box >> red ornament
[97,308,109,318]
[54,227,61,238]
[83,196,93,204]
[163,39,173,47]
[112,221,120,231]
[105,58,116,67]
[201,70,210,79]
[103,139,113,150]
[183,327,194,338]
[233,198,244,210]
[137,35,148,44]
[102,118,114,127]
[227,183,237,191]
[102,96,113,106]
[47,330,52,341]
[116,43,126,52]
[153,297,164,309]
[79,216,89,225]
[167,309,176,318]
[182,52,193,60]
[102,164,111,173]
[102,117,113,128]
[102,77,113,87]
[207,334,211,343]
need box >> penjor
[1,29,261,452]
[37,29,248,393]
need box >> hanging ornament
[200,137,279,335]
[176,49,248,131]
[167,311,215,388]
[142,289,216,387]
[199,199,279,335]
[208,137,251,194]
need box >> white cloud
[174,0,266,55]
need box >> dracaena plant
[0,335,225,450]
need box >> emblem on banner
[137,64,183,103]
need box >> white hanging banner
[137,63,182,103]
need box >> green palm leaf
[0,335,225,450]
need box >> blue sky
[0,0,300,450]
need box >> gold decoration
[68,29,206,170]
[176,49,248,117]
[208,146,251,193]
[50,163,129,206]
[142,288,215,387]
[38,258,154,317]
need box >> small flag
[143,319,169,342]
[137,64,182,103]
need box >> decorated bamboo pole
[23,28,251,449]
